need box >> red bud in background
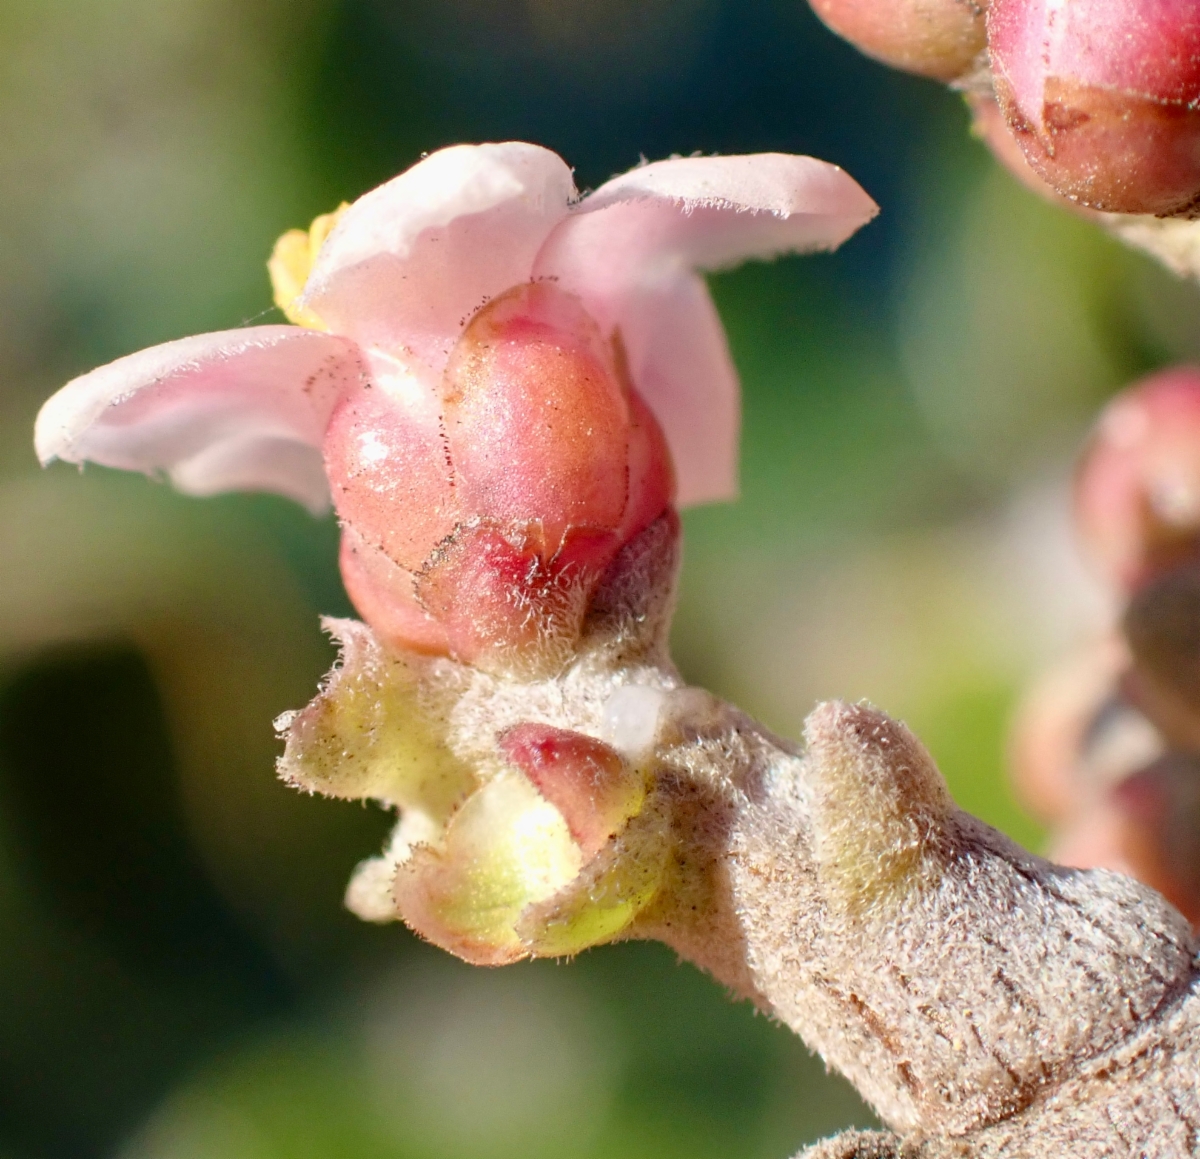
[809,0,987,81]
[988,0,1200,216]
[1075,367,1200,592]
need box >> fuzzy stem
[632,692,1200,1155]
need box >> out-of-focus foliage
[3,1,1200,1158]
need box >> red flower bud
[324,282,675,670]
[809,0,988,81]
[988,0,1200,215]
[1075,366,1200,591]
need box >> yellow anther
[267,203,349,329]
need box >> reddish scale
[324,281,675,667]
[337,524,451,655]
[498,722,637,857]
[414,523,619,661]
[1075,367,1200,592]
[621,389,676,545]
[325,382,461,571]
[989,0,1200,215]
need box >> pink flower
[36,142,876,669]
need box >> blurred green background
[3,2,1200,1157]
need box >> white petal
[553,152,879,276]
[35,326,366,512]
[618,271,741,506]
[531,154,877,505]
[301,142,577,377]
[170,435,333,513]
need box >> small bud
[392,768,585,965]
[802,700,954,910]
[988,0,1200,215]
[808,0,987,82]
[278,616,672,963]
[1075,366,1200,591]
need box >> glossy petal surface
[301,143,577,376]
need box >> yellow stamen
[268,203,349,329]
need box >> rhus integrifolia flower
[35,141,878,962]
[37,143,876,672]
[35,143,1200,1156]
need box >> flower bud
[324,282,675,672]
[988,0,1200,215]
[808,0,987,82]
[1075,367,1200,592]
[498,723,646,858]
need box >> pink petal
[532,154,878,504]
[300,143,577,378]
[616,270,740,506]
[35,326,366,513]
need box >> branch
[277,517,1200,1157]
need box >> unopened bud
[802,701,954,910]
[808,0,987,82]
[988,0,1200,215]
[499,723,646,858]
[1075,367,1200,591]
[324,282,675,672]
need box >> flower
[35,142,877,962]
[36,142,875,667]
